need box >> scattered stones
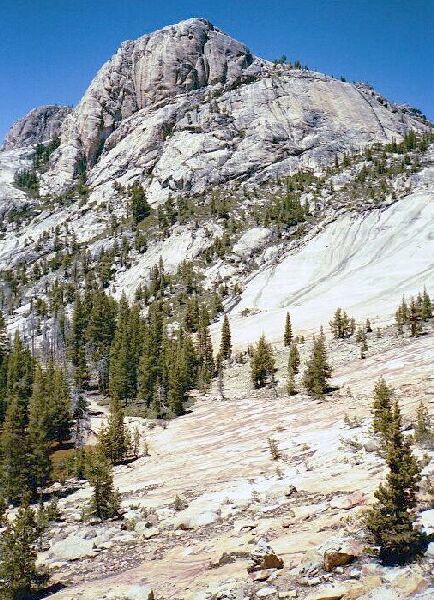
[248,540,284,573]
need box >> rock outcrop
[27,17,427,199]
[1,105,71,150]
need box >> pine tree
[421,287,432,321]
[6,331,33,423]
[364,401,422,564]
[86,451,120,521]
[372,377,393,438]
[98,397,128,464]
[287,364,297,396]
[86,289,117,393]
[302,335,332,397]
[414,400,433,445]
[27,366,51,491]
[196,325,215,388]
[69,294,89,390]
[0,396,34,504]
[138,301,164,406]
[0,500,46,599]
[250,335,276,389]
[395,307,404,335]
[408,298,422,337]
[48,365,72,442]
[366,318,373,333]
[0,310,9,423]
[129,182,151,226]
[219,315,232,360]
[283,312,292,347]
[109,295,138,403]
[288,341,300,374]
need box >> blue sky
[1,0,433,141]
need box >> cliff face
[50,18,258,179]
[1,105,71,150]
[3,18,425,200]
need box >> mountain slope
[229,157,434,345]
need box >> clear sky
[1,0,433,141]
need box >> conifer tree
[109,295,138,403]
[69,294,89,390]
[138,301,164,406]
[6,331,33,423]
[395,306,404,335]
[166,330,197,415]
[288,341,300,374]
[366,318,373,333]
[219,315,232,360]
[86,289,117,393]
[27,366,51,491]
[283,312,292,347]
[302,335,332,397]
[0,396,34,504]
[86,451,120,521]
[364,401,422,564]
[287,364,297,396]
[372,377,393,438]
[0,316,9,423]
[414,400,433,445]
[48,365,72,442]
[98,397,128,464]
[0,500,45,599]
[197,324,215,388]
[421,287,432,321]
[250,335,276,389]
[408,298,422,337]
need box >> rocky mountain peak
[58,17,257,169]
[1,104,71,151]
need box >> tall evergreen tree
[283,312,292,347]
[86,451,120,521]
[250,335,276,389]
[49,365,72,442]
[98,397,129,464]
[86,289,117,393]
[138,301,164,406]
[109,295,139,403]
[69,294,89,390]
[0,396,34,504]
[288,341,300,374]
[364,401,422,564]
[372,377,393,438]
[0,500,45,599]
[421,287,432,321]
[408,298,422,337]
[0,310,9,423]
[6,331,33,424]
[302,335,332,397]
[219,315,232,360]
[414,400,433,445]
[27,366,51,491]
[197,324,215,388]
